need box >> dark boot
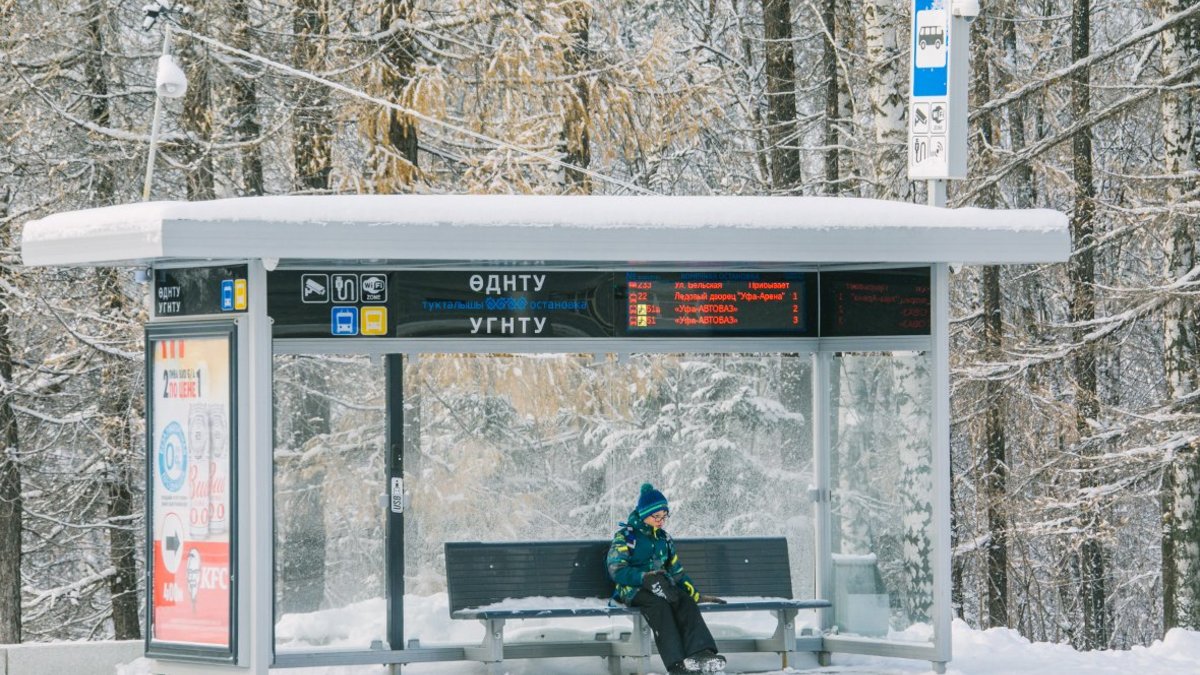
[687,649,726,672]
[667,660,702,674]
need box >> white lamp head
[952,0,981,23]
[155,54,188,99]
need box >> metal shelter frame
[20,195,1069,674]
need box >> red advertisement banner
[152,540,231,645]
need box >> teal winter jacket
[606,509,701,604]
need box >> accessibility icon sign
[331,306,359,336]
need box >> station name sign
[154,265,249,317]
[267,268,930,338]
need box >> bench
[445,537,831,674]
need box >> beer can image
[207,405,229,535]
[187,404,211,539]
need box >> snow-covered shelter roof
[20,195,1069,267]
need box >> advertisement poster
[147,327,235,657]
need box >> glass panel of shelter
[828,352,934,645]
[401,353,816,647]
[273,354,387,651]
[267,349,936,657]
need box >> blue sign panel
[220,280,235,311]
[331,306,359,336]
[912,0,948,97]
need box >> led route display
[618,272,817,337]
[820,267,931,337]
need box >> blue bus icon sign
[220,279,235,311]
[331,307,359,335]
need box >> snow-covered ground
[116,595,1200,674]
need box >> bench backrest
[445,537,793,613]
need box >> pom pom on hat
[636,483,669,519]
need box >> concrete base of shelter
[0,639,142,675]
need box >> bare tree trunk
[1069,0,1108,649]
[999,7,1035,209]
[293,0,333,192]
[779,354,809,465]
[0,187,21,644]
[85,4,141,639]
[278,359,330,613]
[95,269,141,640]
[862,1,908,200]
[562,1,591,193]
[822,0,840,194]
[896,356,933,623]
[971,12,1009,630]
[180,19,215,200]
[983,266,1008,628]
[735,0,770,184]
[230,0,264,195]
[834,356,874,553]
[377,0,419,189]
[1160,0,1200,633]
[761,0,801,191]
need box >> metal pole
[246,259,274,672]
[385,355,406,653]
[142,24,173,201]
[930,263,952,669]
[927,179,947,208]
[811,351,833,667]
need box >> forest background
[0,0,1197,658]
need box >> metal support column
[385,355,405,657]
[812,351,833,657]
[762,608,798,667]
[463,618,506,674]
[930,263,952,669]
[246,259,273,672]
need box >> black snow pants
[630,588,718,668]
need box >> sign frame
[268,268,929,339]
[144,321,239,663]
[154,264,250,318]
[908,0,968,180]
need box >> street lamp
[142,2,190,200]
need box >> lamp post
[142,2,190,201]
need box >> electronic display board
[820,267,931,336]
[617,272,817,337]
[267,267,930,339]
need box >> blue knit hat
[636,483,669,519]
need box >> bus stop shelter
[20,194,1068,674]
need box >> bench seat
[446,537,830,674]
[453,598,831,621]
